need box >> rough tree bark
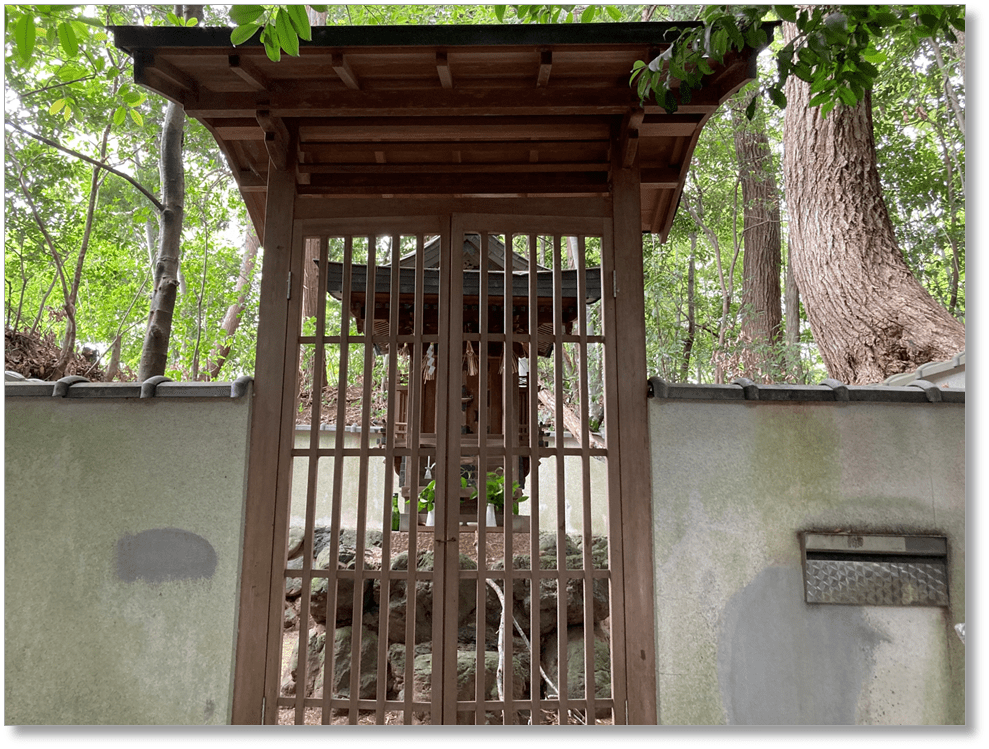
[137,4,203,381]
[729,100,784,383]
[781,22,965,384]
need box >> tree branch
[4,120,164,212]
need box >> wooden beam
[639,167,681,188]
[183,87,640,118]
[229,54,272,91]
[639,113,703,138]
[436,51,453,89]
[331,52,361,90]
[298,118,612,143]
[132,52,187,105]
[537,49,552,87]
[236,170,267,191]
[296,162,608,174]
[297,139,609,158]
[298,170,608,194]
[140,51,198,94]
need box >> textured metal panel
[804,559,949,606]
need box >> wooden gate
[265,209,630,724]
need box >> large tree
[781,20,965,383]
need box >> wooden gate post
[610,145,659,724]
[231,165,299,724]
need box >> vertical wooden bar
[502,230,517,724]
[318,234,354,721]
[374,232,402,725]
[599,218,629,725]
[403,232,426,725]
[611,142,658,724]
[474,229,490,725]
[526,232,542,723]
[575,234,597,723]
[231,166,298,725]
[296,234,329,725]
[348,233,378,723]
[551,233,569,722]
[437,214,461,724]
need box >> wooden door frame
[230,193,657,725]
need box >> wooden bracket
[332,53,361,90]
[256,109,293,172]
[537,49,552,87]
[229,55,272,91]
[619,107,644,169]
[436,52,454,89]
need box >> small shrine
[325,233,602,526]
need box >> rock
[326,625,390,701]
[286,527,305,560]
[309,546,378,627]
[541,625,611,719]
[283,629,326,698]
[400,648,529,724]
[285,556,304,599]
[374,551,479,644]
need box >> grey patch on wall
[717,566,886,725]
[116,528,217,584]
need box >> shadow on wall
[716,566,888,725]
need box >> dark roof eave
[111,22,716,55]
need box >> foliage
[472,470,529,514]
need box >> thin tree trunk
[730,99,783,383]
[137,4,203,381]
[678,234,696,383]
[784,244,803,381]
[781,22,965,384]
[207,225,261,379]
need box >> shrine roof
[112,22,767,241]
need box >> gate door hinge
[613,270,618,298]
[286,271,292,300]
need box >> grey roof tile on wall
[3,375,254,399]
[647,376,965,404]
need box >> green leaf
[166,11,181,26]
[768,87,787,109]
[229,5,265,26]
[580,6,595,23]
[807,91,831,109]
[48,98,66,115]
[286,3,312,41]
[309,5,328,12]
[230,23,261,46]
[129,108,143,126]
[745,94,758,120]
[494,5,506,22]
[113,106,126,126]
[275,9,300,56]
[185,17,198,27]
[606,6,621,20]
[697,58,714,76]
[15,14,36,63]
[773,5,797,23]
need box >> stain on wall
[717,566,887,725]
[116,528,217,584]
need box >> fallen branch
[537,388,605,450]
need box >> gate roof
[112,23,764,241]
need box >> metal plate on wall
[804,559,949,606]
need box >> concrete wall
[290,426,609,535]
[648,384,965,725]
[4,381,252,725]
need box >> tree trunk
[137,4,203,381]
[781,22,965,384]
[730,100,783,383]
[784,245,803,381]
[678,233,696,383]
[207,225,261,379]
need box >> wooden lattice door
[266,210,628,725]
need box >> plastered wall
[4,386,252,725]
[649,396,965,725]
